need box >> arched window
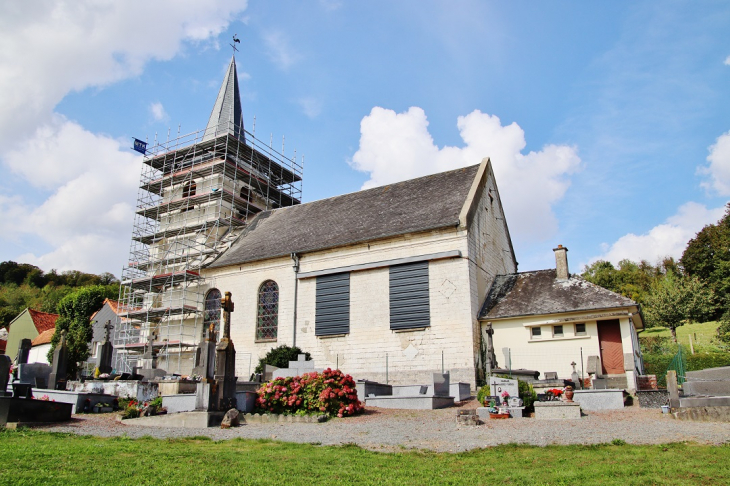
[256,280,278,340]
[183,181,197,198]
[203,288,221,339]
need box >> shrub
[256,368,363,418]
[254,345,311,375]
[643,350,730,387]
[717,314,730,345]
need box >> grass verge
[0,429,729,485]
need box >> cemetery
[3,290,730,430]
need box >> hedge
[643,351,730,387]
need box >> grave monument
[97,320,114,374]
[213,291,237,411]
[48,330,68,390]
[16,338,32,364]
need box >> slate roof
[203,55,243,142]
[90,299,122,321]
[28,309,59,333]
[31,328,55,347]
[478,269,638,320]
[210,164,480,268]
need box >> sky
[0,1,729,278]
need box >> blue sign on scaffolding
[133,138,147,155]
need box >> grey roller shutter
[315,272,350,336]
[390,261,430,330]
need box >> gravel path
[33,401,730,453]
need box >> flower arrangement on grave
[9,363,16,378]
[256,368,363,418]
[33,395,55,402]
[546,388,563,400]
[500,390,510,404]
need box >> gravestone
[97,320,114,374]
[213,292,237,411]
[587,355,603,378]
[544,372,558,380]
[48,330,68,390]
[432,373,450,396]
[17,339,32,364]
[0,355,11,396]
[489,377,518,405]
[18,363,51,389]
[666,370,680,409]
[141,333,158,370]
[570,361,582,389]
[193,324,217,381]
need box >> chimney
[554,245,569,280]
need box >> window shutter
[390,261,430,330]
[315,272,350,336]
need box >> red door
[598,319,625,374]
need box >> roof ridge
[266,163,482,216]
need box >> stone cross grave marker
[98,320,114,374]
[489,377,518,405]
[214,291,237,411]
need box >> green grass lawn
[0,429,728,485]
[641,321,723,350]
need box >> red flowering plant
[256,368,364,418]
[546,388,563,400]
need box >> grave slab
[0,397,72,426]
[636,390,670,409]
[685,366,730,381]
[37,390,117,414]
[572,389,625,410]
[682,381,730,397]
[364,396,454,410]
[449,382,471,401]
[68,380,158,402]
[534,401,581,419]
[120,410,226,428]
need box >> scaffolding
[113,120,303,374]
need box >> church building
[114,54,517,386]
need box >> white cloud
[350,107,581,241]
[1,117,141,272]
[699,131,730,195]
[262,30,300,70]
[149,102,169,122]
[591,202,725,265]
[0,1,247,274]
[725,55,730,66]
[298,97,322,118]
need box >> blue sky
[0,1,729,277]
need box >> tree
[681,203,730,315]
[581,258,663,304]
[47,286,109,378]
[643,272,716,342]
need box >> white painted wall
[482,311,641,386]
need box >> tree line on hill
[0,261,119,329]
[582,204,730,344]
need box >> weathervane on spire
[230,34,240,54]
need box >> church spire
[203,55,244,141]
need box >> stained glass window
[257,280,278,340]
[204,288,221,339]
